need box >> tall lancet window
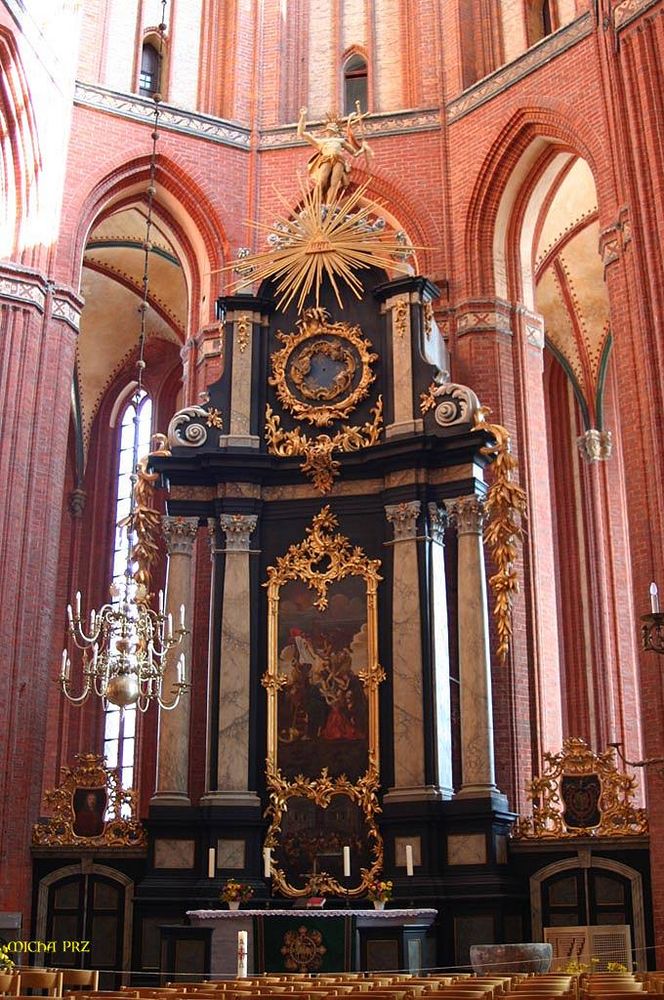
[139,41,161,98]
[344,54,368,115]
[103,390,153,804]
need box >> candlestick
[207,847,216,879]
[237,930,248,978]
[405,844,414,877]
[263,846,272,878]
[650,582,659,614]
[343,845,351,878]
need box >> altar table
[186,908,438,976]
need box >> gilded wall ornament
[262,508,384,897]
[513,737,648,840]
[265,397,383,494]
[472,406,527,665]
[32,753,146,848]
[269,307,377,427]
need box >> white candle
[177,655,185,685]
[405,844,414,877]
[158,589,164,613]
[237,930,248,978]
[75,591,81,617]
[263,846,272,878]
[207,847,216,879]
[167,612,173,638]
[61,650,68,677]
[343,845,351,878]
[650,582,659,614]
[179,603,186,629]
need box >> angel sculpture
[297,102,373,204]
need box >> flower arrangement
[366,878,393,902]
[220,879,254,904]
[606,962,628,973]
[0,944,14,972]
[563,957,600,974]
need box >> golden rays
[216,179,415,312]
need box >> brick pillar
[453,299,563,809]
[0,263,82,923]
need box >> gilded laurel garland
[472,406,528,664]
[262,508,384,897]
[269,307,377,427]
[265,396,383,494]
[32,753,146,848]
[512,737,648,840]
[120,455,162,607]
[235,314,251,353]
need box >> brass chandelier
[60,0,188,713]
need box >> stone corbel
[577,428,613,462]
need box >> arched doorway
[36,864,133,988]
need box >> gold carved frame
[269,307,378,427]
[32,753,147,848]
[262,507,385,896]
[512,737,648,840]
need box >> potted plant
[366,878,393,910]
[220,879,254,910]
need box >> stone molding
[445,495,487,535]
[74,82,251,148]
[614,0,660,29]
[385,500,421,541]
[456,300,513,337]
[162,515,199,555]
[259,108,442,149]
[0,263,83,330]
[219,513,258,551]
[447,13,593,122]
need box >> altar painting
[262,507,384,897]
[277,578,369,781]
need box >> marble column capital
[427,503,448,544]
[385,500,421,541]
[162,515,199,556]
[219,513,258,551]
[445,495,486,535]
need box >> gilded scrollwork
[262,508,384,897]
[512,737,648,840]
[269,307,378,427]
[265,397,383,494]
[32,753,146,848]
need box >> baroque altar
[186,908,438,975]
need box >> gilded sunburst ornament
[219,179,415,312]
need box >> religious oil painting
[276,577,369,782]
[263,507,384,897]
